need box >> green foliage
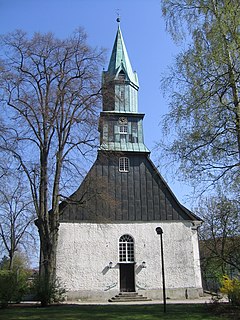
[0,269,30,308]
[0,253,29,272]
[0,270,16,308]
[221,275,240,306]
[31,275,66,306]
[160,0,240,190]
[200,257,223,293]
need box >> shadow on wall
[102,262,116,275]
[102,262,146,275]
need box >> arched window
[119,234,134,262]
[119,157,129,172]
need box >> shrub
[0,269,30,308]
[0,270,16,308]
[31,274,66,305]
[220,275,240,306]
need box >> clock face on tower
[118,117,128,124]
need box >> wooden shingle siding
[59,151,201,222]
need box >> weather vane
[116,9,120,23]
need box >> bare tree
[0,175,35,270]
[0,29,105,305]
[197,193,240,289]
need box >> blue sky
[0,0,195,207]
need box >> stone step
[118,292,139,297]
[109,296,151,302]
[108,292,151,303]
[113,295,147,300]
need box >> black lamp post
[156,226,166,313]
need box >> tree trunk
[37,147,57,306]
[35,146,62,306]
[36,214,58,306]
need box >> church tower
[99,21,149,155]
[56,21,203,302]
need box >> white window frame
[119,234,134,263]
[119,157,129,172]
[119,124,128,134]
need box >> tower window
[119,118,128,142]
[119,157,129,172]
[118,70,125,81]
[119,124,128,134]
[120,90,124,100]
[119,234,134,263]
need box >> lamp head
[156,227,163,235]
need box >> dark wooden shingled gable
[59,151,201,222]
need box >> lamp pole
[156,227,166,313]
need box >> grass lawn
[0,303,234,320]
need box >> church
[56,21,203,302]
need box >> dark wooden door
[120,263,135,292]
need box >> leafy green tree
[0,253,29,272]
[0,29,104,306]
[160,0,240,190]
[0,253,30,308]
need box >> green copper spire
[99,21,149,153]
[107,23,139,89]
[102,21,139,113]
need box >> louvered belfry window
[119,234,134,262]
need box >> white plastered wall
[56,221,202,301]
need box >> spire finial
[116,9,120,24]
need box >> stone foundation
[65,287,204,302]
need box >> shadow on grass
[0,303,232,320]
